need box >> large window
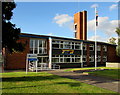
[52,55,81,63]
[52,40,81,50]
[30,39,47,54]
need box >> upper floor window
[97,45,101,51]
[89,44,94,51]
[103,45,107,51]
[30,39,47,54]
[74,24,77,31]
[83,43,87,50]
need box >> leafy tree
[115,27,120,57]
[2,2,24,53]
[108,37,116,45]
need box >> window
[103,56,107,62]
[52,54,81,63]
[83,43,87,50]
[30,39,47,54]
[97,45,101,51]
[52,40,81,50]
[75,32,77,38]
[89,44,94,51]
[103,45,107,51]
[52,44,59,48]
[97,56,101,62]
[74,24,77,30]
[38,57,48,63]
[83,55,87,62]
[75,43,81,50]
[89,55,94,62]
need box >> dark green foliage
[115,27,120,57]
[2,2,24,53]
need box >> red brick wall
[5,37,30,69]
[107,45,120,62]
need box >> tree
[108,37,116,45]
[2,2,24,53]
[115,27,120,57]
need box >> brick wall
[5,37,30,69]
[107,45,120,62]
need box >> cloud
[88,35,108,42]
[109,4,118,10]
[53,14,73,27]
[91,4,99,8]
[88,16,118,37]
[47,33,53,36]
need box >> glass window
[83,43,87,50]
[39,40,42,47]
[52,58,59,63]
[75,58,81,62]
[97,45,101,51]
[75,45,80,50]
[89,55,94,62]
[83,55,86,62]
[30,39,47,54]
[97,56,101,62]
[74,24,77,30]
[89,44,94,51]
[103,56,107,62]
[52,44,59,48]
[103,45,107,51]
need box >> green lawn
[1,72,117,94]
[86,69,119,80]
[64,67,119,72]
[64,67,119,80]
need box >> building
[4,11,120,70]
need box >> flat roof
[20,33,117,46]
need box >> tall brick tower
[74,11,87,40]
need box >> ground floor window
[52,55,81,63]
[89,55,94,62]
[38,57,48,63]
[97,56,101,62]
[103,56,107,62]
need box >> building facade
[4,11,120,70]
[4,33,120,69]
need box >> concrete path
[47,69,120,93]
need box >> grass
[64,67,119,80]
[64,67,119,72]
[86,69,120,80]
[1,72,118,94]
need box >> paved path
[47,69,120,93]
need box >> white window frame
[30,39,47,54]
[103,45,107,51]
[97,45,101,51]
[89,55,94,62]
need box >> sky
[11,2,119,43]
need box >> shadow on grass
[2,81,81,90]
[56,82,81,87]
[2,75,60,82]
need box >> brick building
[4,11,120,70]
